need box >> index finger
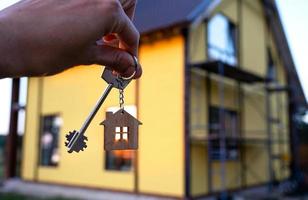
[113,10,139,56]
[119,0,137,20]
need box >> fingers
[94,0,141,79]
[84,44,141,79]
[105,0,138,54]
[112,7,140,56]
[119,0,137,20]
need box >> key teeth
[65,130,88,153]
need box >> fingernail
[103,34,117,42]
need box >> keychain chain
[119,88,124,110]
[116,77,125,110]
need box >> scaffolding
[189,60,290,198]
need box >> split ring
[120,55,138,80]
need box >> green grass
[0,193,73,200]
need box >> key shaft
[67,84,113,151]
[80,83,113,134]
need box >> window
[209,107,239,160]
[267,49,276,81]
[105,150,133,171]
[39,115,62,166]
[208,14,237,66]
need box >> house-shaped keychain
[101,109,142,151]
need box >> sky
[0,0,308,134]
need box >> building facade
[21,0,307,199]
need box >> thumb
[84,45,142,79]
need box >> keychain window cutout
[115,127,128,141]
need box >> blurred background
[0,0,307,200]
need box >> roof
[134,0,213,34]
[263,0,307,108]
[134,0,307,108]
[100,110,142,125]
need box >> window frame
[208,106,239,161]
[206,13,238,66]
[105,150,134,172]
[38,113,62,167]
[266,48,277,82]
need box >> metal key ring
[120,55,138,81]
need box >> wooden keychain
[101,78,142,151]
[65,55,141,153]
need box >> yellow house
[21,0,307,199]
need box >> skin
[0,0,142,79]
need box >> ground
[0,179,174,200]
[0,179,307,200]
[0,193,72,200]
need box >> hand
[0,0,142,79]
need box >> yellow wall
[190,144,207,196]
[23,65,136,191]
[189,22,207,63]
[138,35,185,197]
[243,86,267,139]
[240,0,267,76]
[22,78,41,180]
[22,35,185,197]
[190,70,208,138]
[243,145,268,185]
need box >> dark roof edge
[263,0,307,108]
[187,0,219,21]
[139,0,221,36]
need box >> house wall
[22,65,137,191]
[138,35,185,197]
[188,0,290,196]
[189,22,207,63]
[22,35,185,197]
[22,78,41,180]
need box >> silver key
[65,68,133,153]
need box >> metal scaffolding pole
[266,83,274,191]
[218,62,227,199]
[206,73,213,193]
